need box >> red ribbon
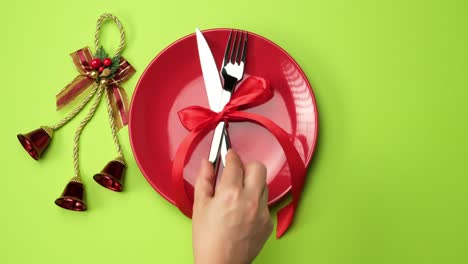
[172,76,306,238]
[55,47,135,130]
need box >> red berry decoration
[90,58,102,69]
[103,58,112,67]
[98,66,105,73]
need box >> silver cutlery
[195,28,232,168]
[208,30,248,166]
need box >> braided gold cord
[51,84,99,131]
[105,87,124,161]
[72,85,104,179]
[40,126,54,137]
[70,176,83,183]
[114,156,126,166]
[95,13,127,172]
[95,13,126,57]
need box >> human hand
[192,150,273,264]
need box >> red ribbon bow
[55,47,135,130]
[172,76,307,238]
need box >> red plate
[129,28,318,205]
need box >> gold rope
[105,87,125,162]
[96,13,127,165]
[95,13,126,57]
[72,84,104,179]
[51,84,99,131]
[70,176,82,183]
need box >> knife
[195,28,230,167]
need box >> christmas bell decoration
[17,13,135,211]
[55,178,87,211]
[94,158,126,192]
[17,126,53,160]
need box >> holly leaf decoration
[109,55,121,77]
[95,46,109,61]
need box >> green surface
[2,0,468,263]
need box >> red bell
[93,159,126,192]
[55,179,87,211]
[17,127,53,160]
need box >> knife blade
[196,28,223,111]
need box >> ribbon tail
[109,58,136,85]
[56,75,94,110]
[70,47,94,75]
[109,85,129,130]
[276,203,296,238]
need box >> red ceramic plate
[129,28,318,206]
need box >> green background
[2,0,467,263]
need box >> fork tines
[223,30,248,66]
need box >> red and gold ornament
[17,13,135,211]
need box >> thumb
[194,159,215,206]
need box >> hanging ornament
[17,13,136,211]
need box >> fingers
[260,185,269,206]
[217,150,244,191]
[261,186,273,236]
[243,161,267,198]
[194,159,216,206]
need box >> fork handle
[208,77,237,167]
[208,121,228,165]
[219,127,231,166]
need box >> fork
[208,30,248,167]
